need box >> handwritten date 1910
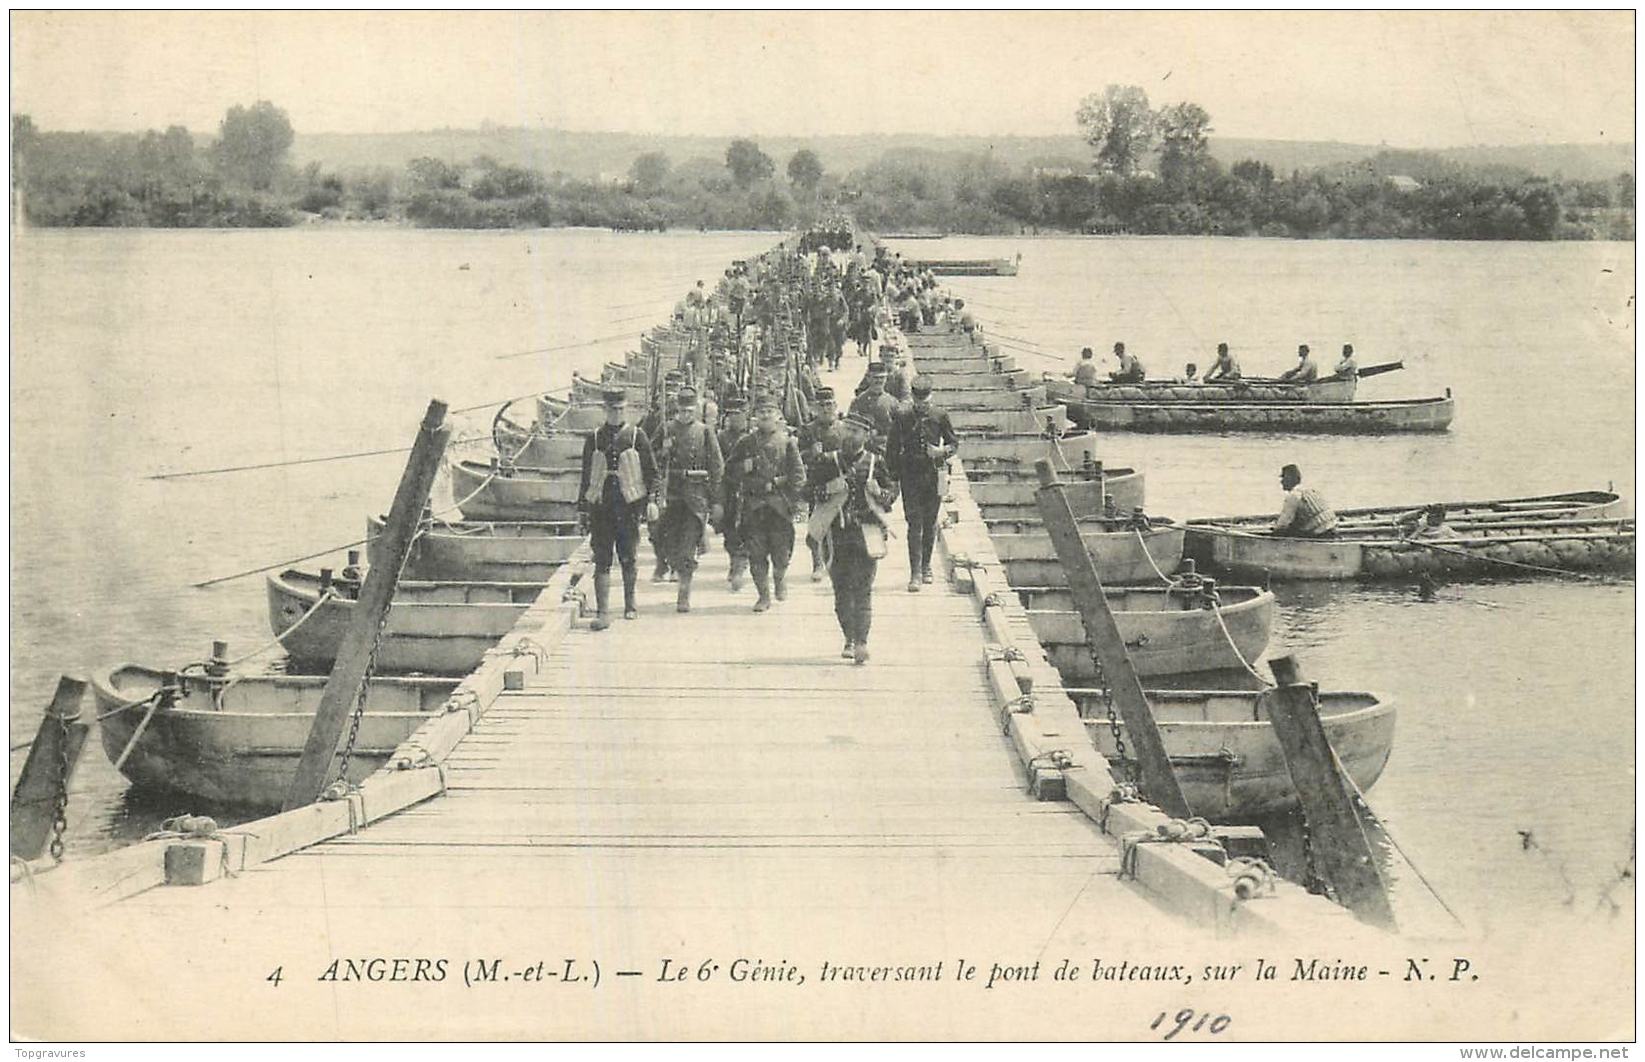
[1150,1007,1232,1041]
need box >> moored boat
[1022,584,1275,678]
[946,404,1069,435]
[266,569,542,674]
[1073,688,1396,822]
[93,663,457,807]
[1069,393,1456,434]
[987,519,1185,586]
[923,384,1049,411]
[1191,516,1635,581]
[450,458,582,522]
[1044,375,1357,405]
[958,430,1102,463]
[368,514,580,583]
[966,463,1145,518]
[493,414,589,465]
[906,257,1019,277]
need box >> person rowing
[1278,344,1318,384]
[1272,464,1338,538]
[1203,342,1241,381]
[1108,341,1145,384]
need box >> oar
[1356,360,1404,379]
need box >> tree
[786,149,824,193]
[725,138,774,189]
[407,156,463,192]
[1075,85,1155,177]
[211,101,294,191]
[1156,102,1215,190]
[629,151,671,195]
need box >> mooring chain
[333,589,394,788]
[48,709,72,863]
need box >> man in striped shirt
[1272,464,1339,538]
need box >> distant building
[1386,174,1421,192]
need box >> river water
[10,228,1634,936]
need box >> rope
[111,694,166,772]
[493,330,639,361]
[1333,747,1467,928]
[1209,598,1275,688]
[1134,527,1180,587]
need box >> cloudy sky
[10,11,1635,147]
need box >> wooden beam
[283,400,453,810]
[1266,655,1397,931]
[10,676,89,860]
[1033,460,1191,818]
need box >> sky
[9,10,1636,147]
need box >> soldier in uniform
[655,386,724,612]
[886,378,958,591]
[641,371,683,583]
[725,395,806,612]
[797,386,844,580]
[807,411,899,665]
[716,395,752,591]
[848,363,898,452]
[575,387,659,630]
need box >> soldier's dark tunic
[656,418,723,575]
[577,423,658,576]
[717,423,750,565]
[808,446,899,647]
[726,427,806,588]
[848,388,898,452]
[886,401,958,579]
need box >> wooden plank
[10,676,89,860]
[1265,655,1397,931]
[285,400,453,810]
[1032,461,1191,818]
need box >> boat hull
[494,418,594,464]
[266,570,542,674]
[947,406,1069,435]
[450,459,582,522]
[925,385,1048,411]
[989,523,1185,586]
[1024,586,1275,678]
[1194,518,1635,581]
[1045,376,1357,405]
[368,515,579,583]
[93,665,456,807]
[1078,689,1396,822]
[957,432,1103,465]
[968,466,1145,518]
[1070,396,1455,433]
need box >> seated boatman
[1396,502,1462,541]
[1330,343,1359,381]
[1272,463,1339,538]
[1203,342,1241,382]
[576,386,659,630]
[1278,344,1319,384]
[654,386,724,613]
[725,393,806,613]
[1070,346,1100,386]
[1108,341,1145,384]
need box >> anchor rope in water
[1209,597,1275,688]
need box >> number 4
[267,967,283,987]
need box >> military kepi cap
[910,377,933,397]
[753,393,781,411]
[842,411,875,432]
[813,386,835,401]
[721,395,747,413]
[673,387,698,408]
[600,386,628,407]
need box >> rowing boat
[266,569,542,674]
[1074,688,1396,822]
[957,430,1102,463]
[987,519,1184,586]
[93,663,456,807]
[922,385,1049,411]
[1069,393,1456,433]
[450,458,582,522]
[1044,375,1358,405]
[946,405,1069,435]
[965,464,1145,518]
[367,514,580,583]
[916,366,1032,391]
[536,395,608,431]
[493,414,589,464]
[1021,584,1275,678]
[906,257,1019,277]
[1186,489,1622,545]
[1190,516,1635,581]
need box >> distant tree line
[11,99,1633,240]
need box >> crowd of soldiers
[576,227,963,665]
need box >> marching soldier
[848,362,898,452]
[655,386,724,612]
[642,370,683,583]
[797,386,844,580]
[725,395,806,612]
[886,378,958,591]
[716,395,752,591]
[575,387,659,630]
[807,411,899,665]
